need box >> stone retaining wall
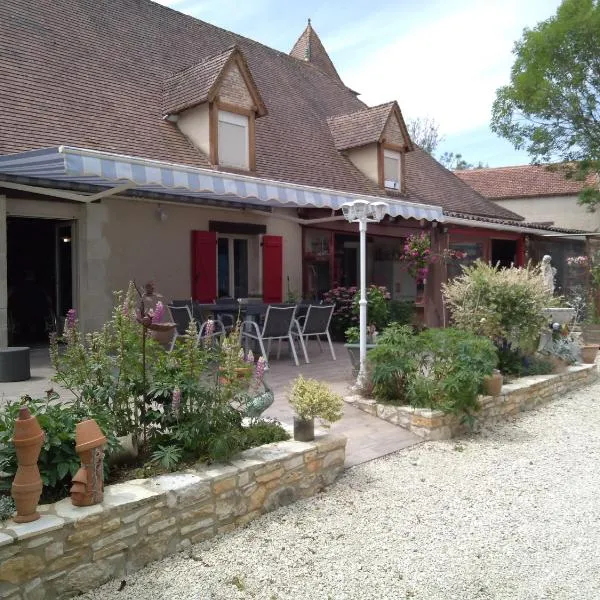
[0,434,346,599]
[349,364,598,441]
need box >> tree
[439,152,488,170]
[406,116,444,154]
[491,0,600,208]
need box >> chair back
[301,304,335,335]
[171,299,192,308]
[168,305,192,335]
[261,306,296,338]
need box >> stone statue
[541,255,557,295]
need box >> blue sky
[156,0,562,167]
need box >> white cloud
[338,0,561,136]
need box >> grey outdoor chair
[167,305,224,351]
[240,305,299,367]
[292,304,336,363]
[197,318,225,347]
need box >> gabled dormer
[327,101,413,193]
[162,46,267,171]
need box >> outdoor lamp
[341,199,389,388]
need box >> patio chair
[292,304,336,363]
[240,305,299,367]
[167,305,193,351]
[197,318,226,347]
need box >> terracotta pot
[71,419,107,506]
[483,372,503,396]
[75,419,107,453]
[581,344,599,364]
[11,406,44,523]
[218,366,252,386]
[293,417,315,442]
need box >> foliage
[150,444,183,472]
[241,419,289,449]
[522,354,557,376]
[388,300,416,326]
[368,325,498,421]
[400,232,432,283]
[288,376,344,425]
[406,116,445,154]
[541,334,582,364]
[0,393,121,501]
[352,285,390,331]
[0,496,15,523]
[491,0,600,208]
[442,260,552,354]
[345,326,360,343]
[438,152,488,170]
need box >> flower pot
[11,406,44,523]
[581,344,599,364]
[75,419,107,453]
[71,419,107,506]
[582,324,600,345]
[293,417,315,442]
[218,366,252,386]
[483,372,503,396]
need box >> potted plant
[288,375,344,442]
[580,344,599,364]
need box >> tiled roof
[0,0,520,221]
[327,102,396,151]
[455,164,598,199]
[406,149,525,221]
[445,211,587,234]
[289,20,342,82]
[162,47,236,115]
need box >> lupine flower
[153,301,165,323]
[66,309,77,329]
[254,356,266,382]
[238,348,245,360]
[121,301,129,316]
[172,387,181,415]
[205,319,215,336]
[245,349,255,364]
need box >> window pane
[218,119,248,169]
[218,238,230,298]
[233,239,249,298]
[384,156,400,189]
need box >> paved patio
[0,342,420,467]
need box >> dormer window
[384,149,401,190]
[218,110,249,169]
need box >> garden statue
[541,255,557,295]
[11,405,44,522]
[70,419,107,506]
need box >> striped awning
[0,146,444,222]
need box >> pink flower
[172,387,181,415]
[66,309,77,329]
[205,319,215,336]
[153,301,165,323]
[254,356,266,382]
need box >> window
[218,110,249,169]
[383,149,401,190]
[217,235,255,298]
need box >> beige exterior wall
[347,143,378,185]
[103,198,302,308]
[177,103,210,156]
[493,195,600,232]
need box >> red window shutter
[191,231,217,302]
[262,235,283,303]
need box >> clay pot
[11,406,44,523]
[71,419,107,507]
[581,344,599,364]
[483,372,503,396]
[293,417,315,442]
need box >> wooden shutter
[191,231,217,302]
[262,235,283,303]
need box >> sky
[155,0,563,168]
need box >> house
[0,1,575,346]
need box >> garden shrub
[388,300,416,326]
[442,260,552,362]
[368,325,498,420]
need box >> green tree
[491,0,600,208]
[439,152,487,170]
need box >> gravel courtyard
[85,380,600,600]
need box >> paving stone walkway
[0,343,421,466]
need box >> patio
[0,342,420,467]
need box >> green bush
[368,325,498,420]
[241,419,289,449]
[388,300,416,325]
[0,394,121,502]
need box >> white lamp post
[341,200,389,387]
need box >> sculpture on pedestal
[11,406,44,523]
[541,254,557,295]
[70,419,107,506]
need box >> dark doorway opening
[7,217,73,346]
[491,239,517,268]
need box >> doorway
[491,239,517,268]
[7,217,74,345]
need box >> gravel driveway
[84,380,600,600]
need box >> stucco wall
[493,195,600,232]
[176,103,210,156]
[103,198,302,311]
[347,144,378,184]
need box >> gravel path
[84,381,600,600]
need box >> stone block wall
[0,434,346,599]
[349,364,598,441]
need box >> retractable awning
[0,146,444,222]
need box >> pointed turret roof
[290,19,342,82]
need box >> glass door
[217,236,249,299]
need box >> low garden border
[347,364,598,440]
[0,434,346,599]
